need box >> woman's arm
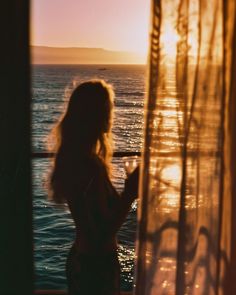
[92,166,140,239]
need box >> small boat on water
[97,67,108,71]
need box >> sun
[160,24,179,61]
[158,21,199,63]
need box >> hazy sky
[31,0,151,56]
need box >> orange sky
[31,0,151,61]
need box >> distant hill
[31,46,144,64]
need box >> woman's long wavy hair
[48,80,114,203]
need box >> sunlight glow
[160,163,182,212]
[188,34,198,58]
[161,24,179,60]
[162,164,182,186]
[159,16,199,63]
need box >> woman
[49,80,139,295]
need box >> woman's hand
[124,166,140,199]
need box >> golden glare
[162,164,182,186]
[158,21,198,61]
[161,24,179,60]
[188,35,198,58]
[159,163,182,212]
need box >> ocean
[32,64,146,291]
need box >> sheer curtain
[134,0,236,294]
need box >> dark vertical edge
[175,0,189,294]
[216,0,226,293]
[222,1,236,294]
[228,1,236,294]
[134,0,162,294]
[0,0,33,294]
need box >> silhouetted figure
[49,80,139,295]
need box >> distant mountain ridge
[31,46,144,64]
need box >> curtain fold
[222,0,236,294]
[134,0,236,294]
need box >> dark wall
[0,1,33,294]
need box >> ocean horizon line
[31,63,146,66]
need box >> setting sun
[161,24,179,59]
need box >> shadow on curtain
[134,0,236,294]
